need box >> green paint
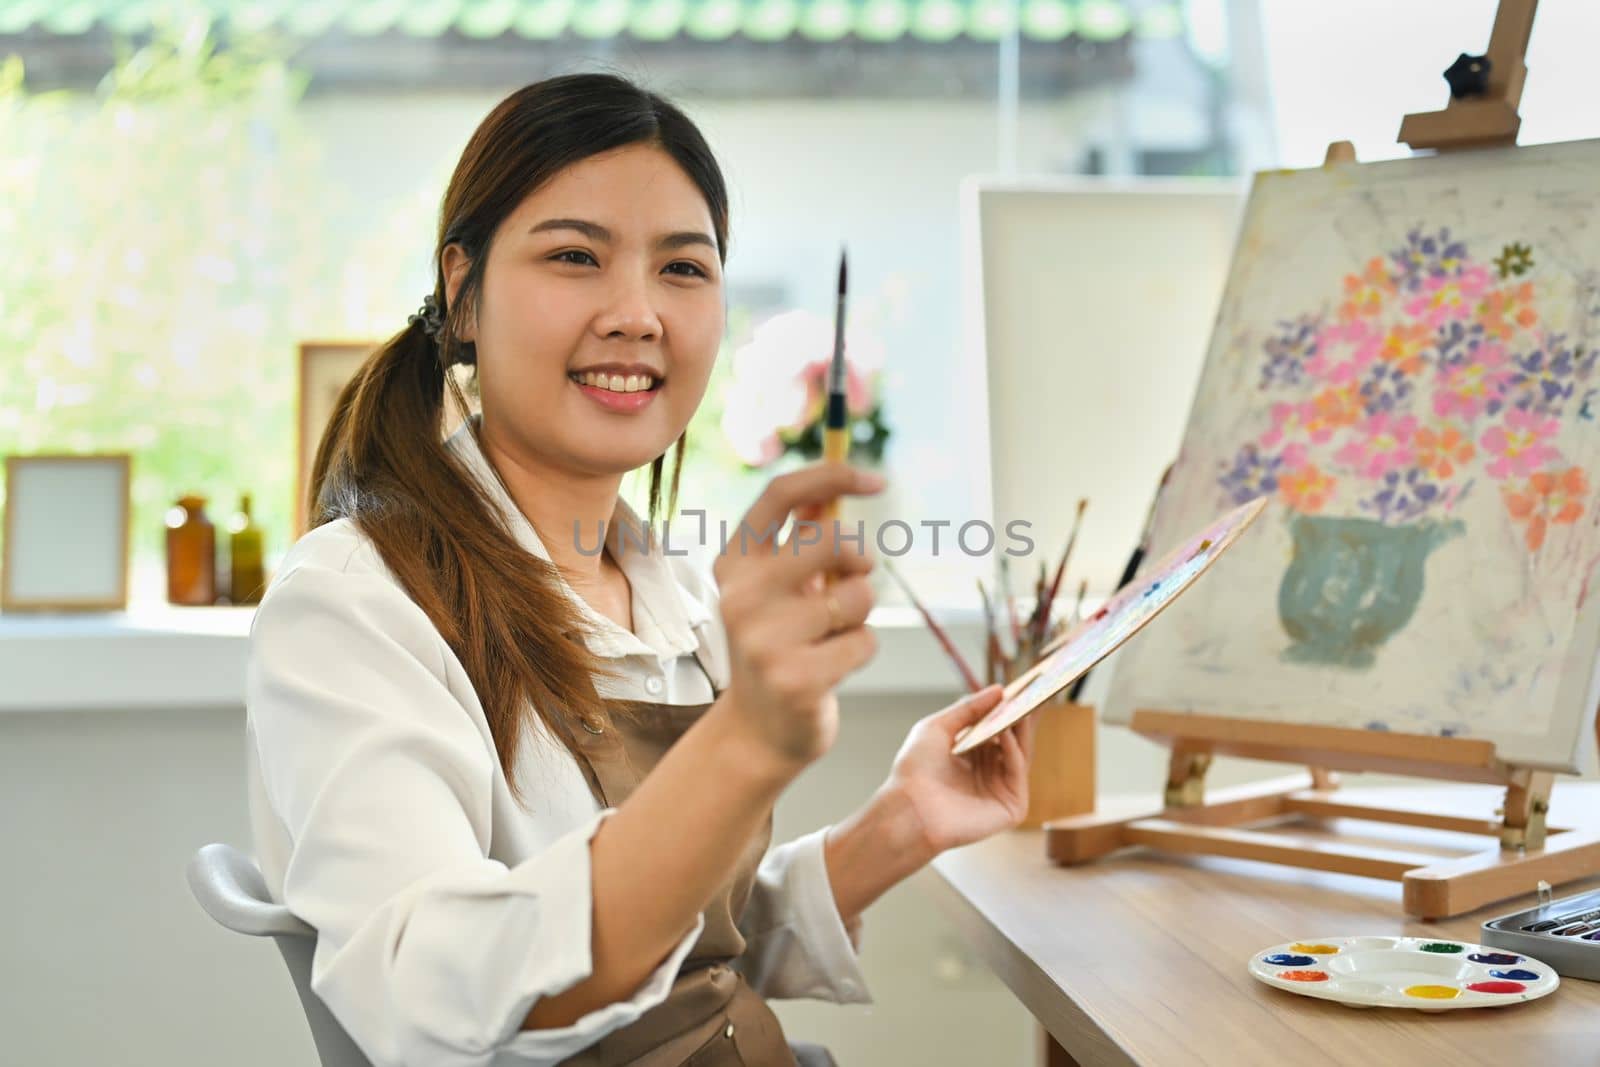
[1420,942,1465,954]
[1277,515,1463,669]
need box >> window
[2,0,1261,605]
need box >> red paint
[1466,981,1526,995]
[1280,970,1329,982]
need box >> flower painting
[1105,139,1600,772]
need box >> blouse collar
[443,414,711,661]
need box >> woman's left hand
[884,685,1035,856]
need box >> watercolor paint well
[1326,950,1474,987]
[1263,954,1315,967]
[1418,941,1466,954]
[1289,943,1340,955]
[1466,952,1521,965]
[1465,981,1526,995]
[1521,920,1560,932]
[1404,985,1461,1000]
[1279,970,1328,982]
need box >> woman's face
[447,143,724,478]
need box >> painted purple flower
[1389,225,1470,294]
[1358,359,1414,416]
[1260,313,1322,389]
[1505,334,1597,417]
[1431,318,1489,371]
[1218,444,1287,505]
[1361,466,1445,523]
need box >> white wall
[1258,0,1600,167]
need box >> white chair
[187,843,838,1067]
[187,843,373,1066]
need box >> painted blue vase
[1277,513,1463,669]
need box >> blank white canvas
[6,461,127,604]
[967,178,1244,600]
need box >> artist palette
[952,495,1267,755]
[1249,936,1559,1011]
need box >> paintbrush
[999,554,1021,650]
[818,248,850,522]
[1036,497,1088,645]
[882,557,982,693]
[976,578,1006,686]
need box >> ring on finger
[824,590,845,634]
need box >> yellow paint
[1404,985,1461,1000]
[1290,943,1339,955]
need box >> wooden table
[924,781,1600,1066]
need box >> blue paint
[1263,954,1315,967]
[1467,952,1521,965]
[1489,968,1540,981]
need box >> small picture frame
[2,454,132,612]
[297,340,376,535]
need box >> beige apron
[559,649,799,1067]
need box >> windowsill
[0,603,995,712]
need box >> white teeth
[575,371,656,393]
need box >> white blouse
[245,420,871,1067]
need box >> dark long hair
[308,73,730,804]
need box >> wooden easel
[1046,0,1600,920]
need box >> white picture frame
[2,454,132,612]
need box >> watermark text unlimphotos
[573,510,1037,559]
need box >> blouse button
[724,1023,735,1039]
[644,676,664,695]
[580,718,604,735]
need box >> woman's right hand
[710,463,885,771]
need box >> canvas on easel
[1050,0,1600,919]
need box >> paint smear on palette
[1263,954,1316,967]
[1404,985,1461,1000]
[1490,969,1540,981]
[1290,943,1340,955]
[1279,970,1328,982]
[1467,981,1526,994]
[951,496,1269,755]
[1420,942,1465,954]
[1467,953,1521,965]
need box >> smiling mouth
[568,370,662,394]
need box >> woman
[246,72,1033,1067]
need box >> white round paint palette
[1249,936,1560,1011]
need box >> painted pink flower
[1308,318,1381,384]
[1404,264,1493,328]
[1261,400,1309,449]
[1481,409,1562,480]
[1432,342,1512,420]
[1335,412,1419,480]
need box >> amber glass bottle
[165,495,216,605]
[228,493,266,605]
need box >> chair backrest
[186,843,373,1067]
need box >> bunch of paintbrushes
[882,498,1090,694]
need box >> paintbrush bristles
[1038,496,1088,639]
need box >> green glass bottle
[227,492,266,605]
